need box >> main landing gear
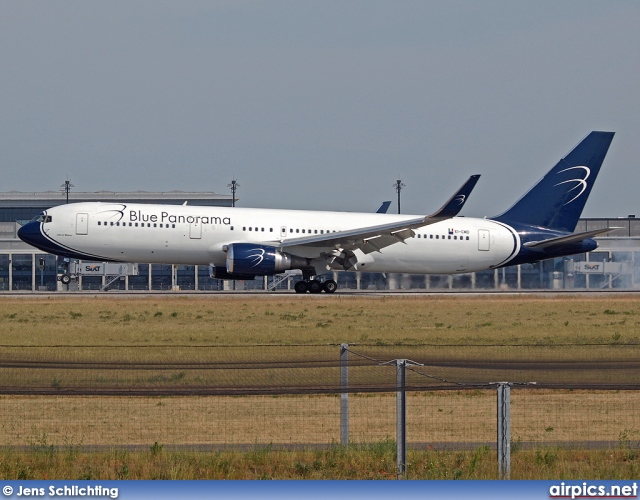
[294,278,338,294]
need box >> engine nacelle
[210,266,256,280]
[226,243,306,276]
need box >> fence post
[497,382,511,479]
[340,344,349,445]
[396,359,407,477]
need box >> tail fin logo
[454,194,466,205]
[554,166,590,206]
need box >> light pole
[393,179,405,214]
[227,178,239,207]
[60,179,74,204]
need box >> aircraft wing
[277,174,480,255]
[523,227,620,250]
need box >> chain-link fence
[1,344,639,476]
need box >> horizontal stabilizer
[523,227,620,250]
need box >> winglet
[426,174,480,221]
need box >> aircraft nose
[18,221,42,247]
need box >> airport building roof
[0,190,235,223]
[0,191,233,207]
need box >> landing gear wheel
[294,281,308,294]
[60,274,71,285]
[323,279,337,294]
[308,280,323,294]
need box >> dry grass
[1,445,640,480]
[1,293,640,478]
[2,390,638,447]
[2,294,640,347]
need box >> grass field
[3,294,640,347]
[1,293,640,479]
[3,444,640,480]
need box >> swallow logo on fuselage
[554,166,590,205]
[96,204,127,222]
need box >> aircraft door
[478,229,490,251]
[190,221,202,239]
[76,213,88,235]
[280,226,287,238]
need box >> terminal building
[1,190,638,291]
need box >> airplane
[18,131,615,293]
[375,201,392,214]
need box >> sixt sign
[574,262,604,274]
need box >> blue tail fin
[492,131,614,232]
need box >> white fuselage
[37,202,520,274]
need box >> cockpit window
[32,213,52,223]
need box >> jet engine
[226,243,307,276]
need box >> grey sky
[1,1,639,217]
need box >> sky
[1,1,639,217]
